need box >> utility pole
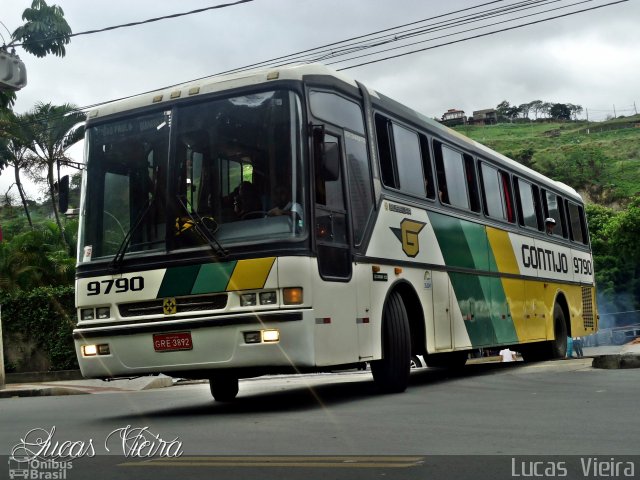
[613,104,617,119]
[634,102,638,116]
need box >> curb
[592,354,640,369]
[0,386,89,399]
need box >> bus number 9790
[87,276,145,296]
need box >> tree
[518,103,531,119]
[567,104,583,121]
[549,103,571,121]
[0,110,36,228]
[496,100,511,122]
[9,0,72,58]
[529,100,544,120]
[22,102,84,248]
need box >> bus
[71,64,597,401]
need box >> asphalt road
[1,358,638,480]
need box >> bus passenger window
[464,154,481,213]
[392,123,425,197]
[419,134,435,199]
[566,201,587,244]
[515,178,542,230]
[435,142,469,209]
[375,114,398,189]
[542,190,567,237]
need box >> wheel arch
[554,290,572,337]
[384,280,426,356]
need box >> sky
[1,0,639,199]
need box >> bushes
[1,286,77,372]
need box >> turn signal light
[283,287,303,305]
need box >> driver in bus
[268,184,303,221]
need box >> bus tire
[521,304,568,362]
[549,303,568,359]
[371,291,411,393]
[209,374,239,402]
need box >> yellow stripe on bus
[226,257,276,291]
[486,227,520,275]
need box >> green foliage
[0,221,75,292]
[586,202,640,326]
[10,0,72,58]
[455,118,640,199]
[0,285,77,371]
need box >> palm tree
[22,102,84,249]
[0,111,36,228]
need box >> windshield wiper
[175,195,228,258]
[110,194,156,271]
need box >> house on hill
[470,109,497,125]
[441,108,466,126]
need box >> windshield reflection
[79,90,305,263]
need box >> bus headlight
[259,291,277,305]
[96,307,111,319]
[80,308,95,320]
[240,293,257,307]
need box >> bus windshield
[79,89,305,263]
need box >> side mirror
[58,175,69,214]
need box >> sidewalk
[0,375,173,398]
[591,338,640,369]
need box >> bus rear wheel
[371,291,411,393]
[549,303,568,359]
[209,374,239,402]
[521,303,567,361]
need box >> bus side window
[464,154,481,213]
[514,177,542,230]
[566,200,588,244]
[375,114,398,189]
[435,141,469,209]
[500,171,516,223]
[391,123,425,197]
[542,189,567,237]
[419,134,435,199]
[479,162,507,221]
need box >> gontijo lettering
[521,244,569,273]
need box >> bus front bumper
[73,309,315,379]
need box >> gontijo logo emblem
[390,219,426,258]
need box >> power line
[3,0,627,131]
[9,0,255,49]
[337,0,628,71]
[323,0,595,68]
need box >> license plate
[153,332,193,352]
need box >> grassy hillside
[453,115,640,206]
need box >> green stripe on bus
[157,264,201,298]
[430,212,519,346]
[429,212,476,269]
[191,261,237,294]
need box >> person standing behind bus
[566,336,574,358]
[573,337,584,358]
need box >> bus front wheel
[371,291,411,393]
[209,374,239,402]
